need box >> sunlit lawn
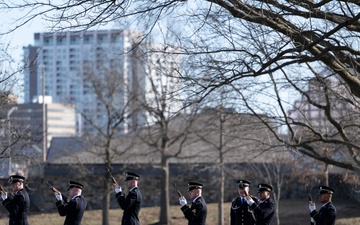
[0,200,358,225]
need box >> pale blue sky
[0,11,43,101]
[0,8,114,102]
[0,11,44,59]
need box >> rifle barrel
[173,182,183,197]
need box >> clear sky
[0,10,46,102]
[0,11,44,60]
[0,8,114,102]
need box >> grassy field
[0,199,358,225]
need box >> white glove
[115,186,122,193]
[1,192,7,200]
[245,197,255,205]
[311,218,315,223]
[179,196,187,206]
[309,202,316,212]
[55,192,63,201]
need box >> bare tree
[0,42,34,176]
[65,46,141,225]
[2,0,360,202]
[190,100,285,225]
[191,105,229,225]
[248,151,291,225]
[194,107,247,225]
[178,1,360,173]
[0,0,359,172]
[130,45,201,224]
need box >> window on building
[97,34,108,44]
[57,36,67,45]
[111,33,121,44]
[44,37,53,46]
[70,66,78,71]
[70,35,80,45]
[84,35,93,44]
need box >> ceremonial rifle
[244,189,257,222]
[45,181,61,194]
[44,181,68,203]
[0,185,6,195]
[306,184,315,225]
[173,182,183,197]
[107,167,120,188]
[308,193,314,203]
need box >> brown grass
[0,199,358,225]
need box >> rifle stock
[44,181,68,203]
[45,181,61,194]
[0,185,6,194]
[107,168,120,188]
[308,193,313,203]
[244,189,249,197]
[305,184,315,225]
[308,193,315,225]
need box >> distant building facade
[287,69,359,174]
[288,73,356,136]
[0,101,76,144]
[0,100,76,176]
[23,29,181,135]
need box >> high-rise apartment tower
[23,30,181,135]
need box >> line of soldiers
[177,180,276,225]
[0,172,143,225]
[229,180,336,225]
[0,173,337,225]
[176,179,336,225]
[0,175,87,225]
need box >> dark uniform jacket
[2,188,30,225]
[230,197,256,225]
[116,187,142,225]
[181,195,207,225]
[310,201,336,225]
[56,195,87,225]
[249,198,275,225]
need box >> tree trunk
[325,164,329,186]
[159,158,170,225]
[275,189,280,225]
[218,162,224,225]
[102,180,111,225]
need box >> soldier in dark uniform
[245,183,275,225]
[178,181,207,225]
[1,175,30,225]
[54,181,87,225]
[309,186,336,225]
[115,171,142,225]
[230,180,256,225]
